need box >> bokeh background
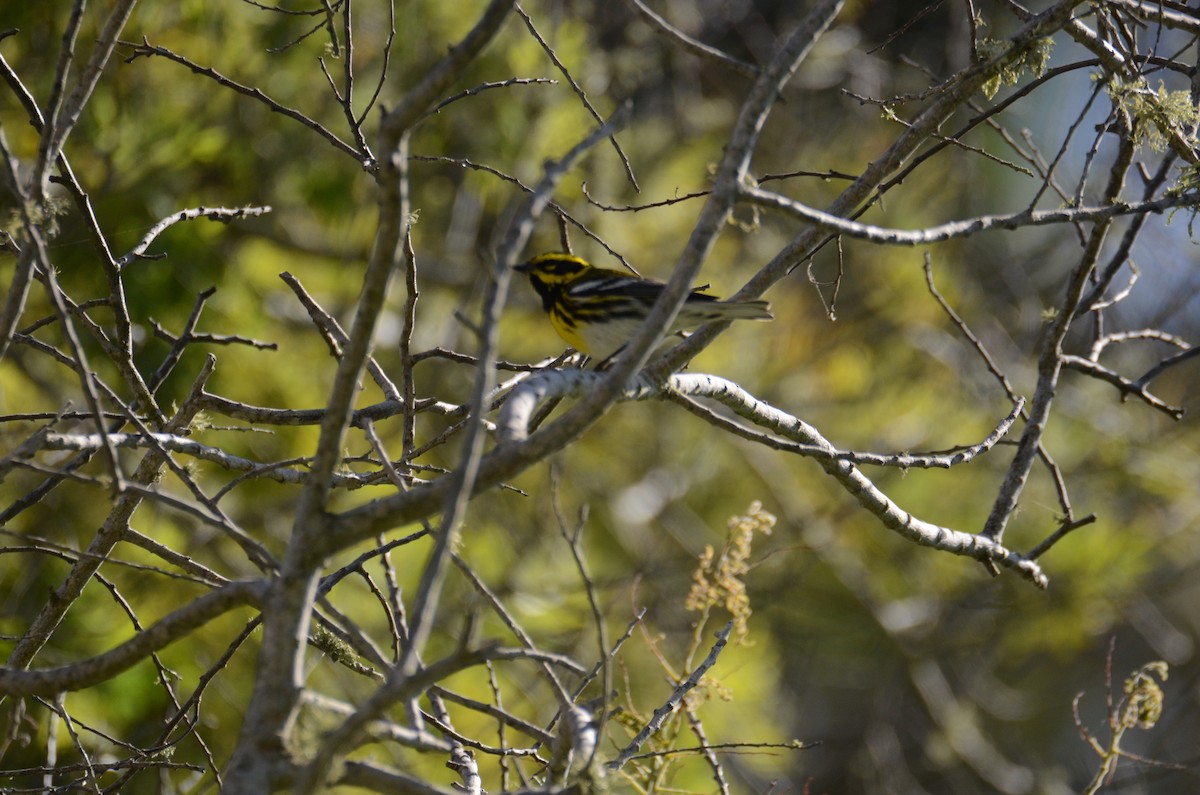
[2,1,1198,792]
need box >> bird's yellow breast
[549,306,590,353]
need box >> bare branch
[741,184,1199,245]
[121,38,366,161]
[623,0,758,78]
[609,622,734,769]
[116,206,272,269]
[0,580,266,697]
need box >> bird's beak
[513,261,534,273]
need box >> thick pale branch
[116,206,272,269]
[496,369,1047,586]
[671,375,1042,584]
[27,431,402,487]
[667,391,1026,469]
[1109,0,1200,33]
[741,185,1199,245]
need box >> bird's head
[514,253,590,287]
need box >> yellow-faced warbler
[515,252,772,359]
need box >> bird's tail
[716,299,773,321]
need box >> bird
[514,252,772,361]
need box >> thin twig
[609,621,734,769]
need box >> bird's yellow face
[514,253,597,353]
[514,253,590,288]
[514,253,590,322]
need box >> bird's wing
[567,269,716,303]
